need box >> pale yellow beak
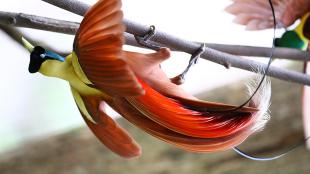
[21,37,34,53]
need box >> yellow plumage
[38,52,111,123]
[295,12,310,43]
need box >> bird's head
[22,37,65,73]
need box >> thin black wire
[233,137,310,161]
[230,0,277,111]
[231,1,310,161]
[196,0,276,113]
[231,0,310,161]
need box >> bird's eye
[40,54,45,58]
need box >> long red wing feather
[71,87,141,158]
[74,0,143,96]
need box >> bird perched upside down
[22,0,271,158]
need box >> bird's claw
[134,25,161,51]
[170,75,185,85]
[172,43,205,85]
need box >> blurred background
[0,0,308,173]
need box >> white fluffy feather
[246,68,271,132]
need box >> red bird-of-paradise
[22,0,271,158]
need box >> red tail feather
[126,80,257,139]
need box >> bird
[275,14,309,50]
[225,0,310,30]
[21,0,271,158]
[274,12,310,50]
[226,0,310,147]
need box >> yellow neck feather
[295,12,310,42]
[39,53,110,99]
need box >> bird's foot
[171,44,205,85]
[135,25,161,50]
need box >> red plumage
[71,0,271,158]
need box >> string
[233,137,310,161]
[229,0,310,161]
[195,0,276,113]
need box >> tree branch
[0,24,23,45]
[42,0,88,17]
[0,24,70,56]
[0,11,79,34]
[204,43,310,62]
[1,8,309,63]
[1,4,310,86]
[41,0,310,86]
[1,11,309,62]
